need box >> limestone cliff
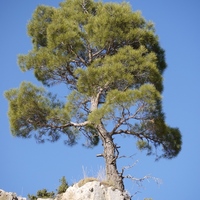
[55,179,131,200]
[1,179,131,200]
[0,189,26,200]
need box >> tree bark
[97,123,124,191]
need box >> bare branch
[96,153,104,157]
[118,153,136,159]
[110,104,145,135]
[80,0,89,14]
[88,48,92,63]
[69,45,86,66]
[44,120,90,130]
[121,160,139,176]
[92,48,105,58]
[120,160,162,188]
[69,121,89,127]
[124,174,162,187]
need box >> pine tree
[57,176,69,194]
[5,0,182,192]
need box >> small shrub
[57,176,69,194]
[27,194,37,200]
[28,189,54,200]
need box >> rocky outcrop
[0,190,26,200]
[56,179,131,200]
[1,178,131,200]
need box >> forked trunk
[97,123,124,191]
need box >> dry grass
[77,177,98,187]
[77,177,117,190]
[96,166,106,181]
[100,180,115,188]
[79,165,119,189]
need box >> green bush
[27,176,69,200]
[37,189,55,198]
[28,189,54,200]
[28,194,37,200]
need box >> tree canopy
[5,0,182,192]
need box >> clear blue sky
[1,0,200,199]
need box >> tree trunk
[97,123,124,191]
[91,97,124,191]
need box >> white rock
[59,180,130,200]
[37,198,53,200]
[0,189,26,200]
[1,179,131,200]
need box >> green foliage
[88,84,161,125]
[27,194,37,200]
[5,0,181,159]
[137,140,152,153]
[27,177,69,199]
[57,176,69,194]
[76,45,163,96]
[28,189,54,200]
[37,189,55,198]
[4,82,76,144]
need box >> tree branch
[110,104,145,135]
[80,0,89,14]
[126,173,162,188]
[92,48,105,58]
[69,45,86,66]
[111,143,120,164]
[120,160,162,187]
[44,120,90,130]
